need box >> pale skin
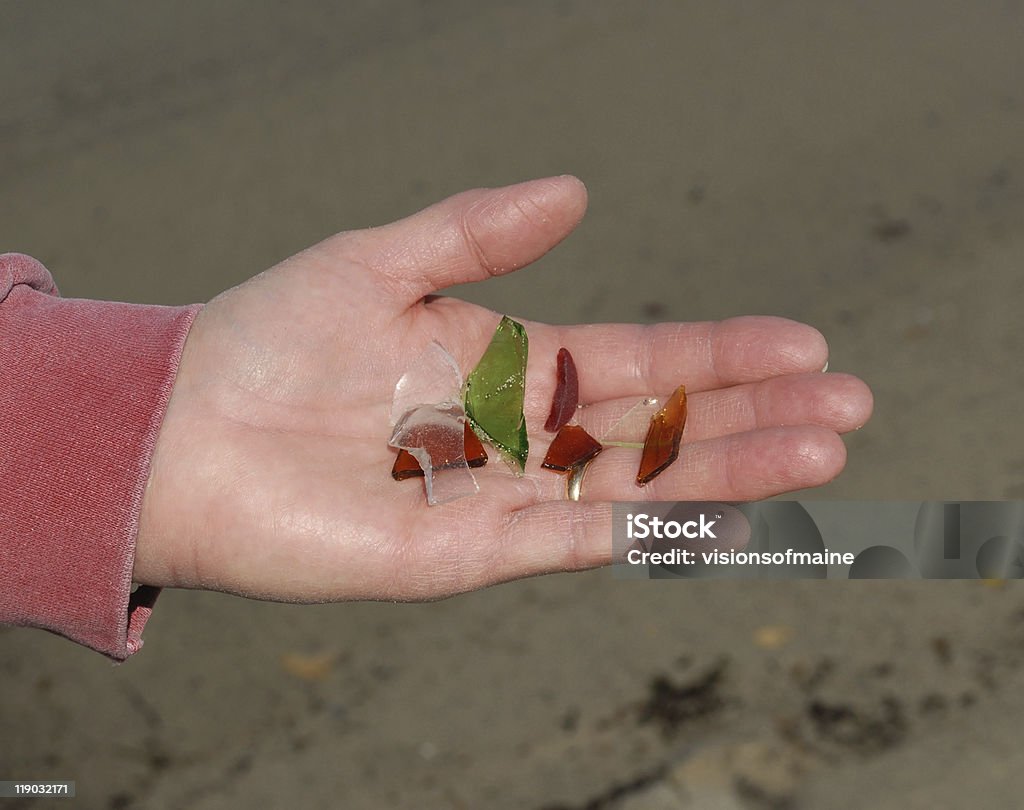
[135,176,873,602]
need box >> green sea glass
[464,316,529,471]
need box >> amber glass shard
[544,347,580,433]
[391,423,488,480]
[391,449,424,480]
[462,422,489,467]
[542,424,604,472]
[464,316,529,471]
[636,386,687,486]
[389,404,478,505]
[390,341,463,426]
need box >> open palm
[135,177,872,602]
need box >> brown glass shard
[544,347,580,433]
[391,423,488,480]
[636,385,687,486]
[462,423,488,467]
[542,424,604,472]
[391,449,424,480]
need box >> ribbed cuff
[0,253,201,660]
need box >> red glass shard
[544,347,580,433]
[542,424,603,472]
[391,423,488,480]
[636,385,687,486]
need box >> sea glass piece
[390,341,463,426]
[391,449,425,481]
[542,425,603,472]
[389,404,479,505]
[544,347,580,433]
[464,316,529,471]
[582,397,662,448]
[460,422,488,468]
[391,423,488,479]
[636,385,687,487]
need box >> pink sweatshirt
[0,253,200,661]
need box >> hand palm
[136,178,872,602]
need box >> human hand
[134,177,872,602]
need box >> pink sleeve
[0,253,201,661]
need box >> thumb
[328,176,588,302]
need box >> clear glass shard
[389,403,479,505]
[577,397,661,447]
[390,341,463,426]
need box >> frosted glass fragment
[390,341,463,426]
[389,404,478,505]
[544,347,580,433]
[392,423,488,480]
[636,385,687,486]
[464,316,529,471]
